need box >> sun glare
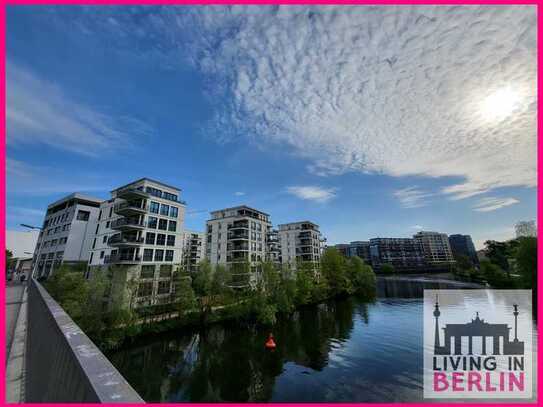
[480,87,521,121]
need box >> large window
[140,265,155,279]
[167,235,175,246]
[169,206,178,218]
[158,219,168,230]
[150,201,160,214]
[77,210,90,221]
[143,249,153,261]
[165,250,174,262]
[160,204,170,216]
[159,264,172,277]
[145,232,156,245]
[157,281,170,295]
[137,282,153,298]
[154,249,164,261]
[168,220,177,232]
[156,234,166,245]
[148,217,158,229]
[163,192,178,202]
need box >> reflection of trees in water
[377,276,480,298]
[110,297,358,402]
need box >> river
[108,275,536,402]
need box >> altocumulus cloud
[50,6,536,199]
[394,186,433,208]
[472,197,520,212]
[286,186,337,203]
[7,62,152,156]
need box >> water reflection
[109,277,514,402]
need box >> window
[56,251,64,259]
[103,236,107,243]
[109,207,113,218]
[48,252,54,259]
[143,249,153,261]
[167,235,175,247]
[98,210,102,221]
[100,251,105,259]
[158,219,168,230]
[160,204,170,216]
[169,206,178,218]
[148,217,157,229]
[156,234,166,246]
[51,239,58,246]
[146,187,163,198]
[77,210,90,221]
[154,249,164,261]
[163,192,178,202]
[150,201,160,214]
[146,232,156,245]
[159,264,172,277]
[168,220,177,232]
[137,282,153,297]
[106,221,110,228]
[140,265,155,279]
[157,281,170,294]
[165,250,174,262]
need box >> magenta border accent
[0,2,539,406]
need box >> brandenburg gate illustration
[433,298,524,355]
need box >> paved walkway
[6,283,25,359]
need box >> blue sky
[6,6,537,248]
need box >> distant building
[266,228,282,265]
[448,234,479,265]
[32,193,103,279]
[515,221,536,238]
[278,221,325,273]
[6,230,40,258]
[413,231,455,270]
[334,241,371,264]
[369,238,427,273]
[334,244,351,257]
[182,230,206,273]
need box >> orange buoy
[265,333,276,349]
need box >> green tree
[174,274,197,313]
[45,264,90,321]
[193,259,213,296]
[480,260,513,288]
[380,263,395,274]
[515,237,537,289]
[295,262,315,305]
[347,256,376,295]
[211,264,232,296]
[320,247,350,295]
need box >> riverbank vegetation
[44,247,376,349]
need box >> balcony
[108,234,144,247]
[228,243,249,251]
[227,231,249,240]
[228,221,249,230]
[116,187,149,200]
[227,252,249,262]
[104,253,142,264]
[298,238,313,246]
[110,218,146,230]
[114,201,147,216]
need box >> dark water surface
[108,276,517,402]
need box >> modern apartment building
[369,238,426,272]
[334,241,372,264]
[32,193,103,279]
[515,220,537,238]
[266,228,282,265]
[181,230,206,273]
[206,206,272,286]
[88,178,186,309]
[413,231,455,270]
[278,221,324,272]
[448,234,479,265]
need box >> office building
[413,231,455,270]
[369,238,426,272]
[32,193,103,279]
[515,221,537,238]
[448,234,479,265]
[278,221,325,272]
[88,178,186,309]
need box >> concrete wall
[25,279,144,403]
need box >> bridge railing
[25,278,144,403]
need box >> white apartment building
[266,228,282,265]
[278,221,324,272]
[413,231,455,267]
[515,220,537,238]
[206,206,271,286]
[88,178,186,309]
[32,193,103,279]
[181,230,206,272]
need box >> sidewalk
[6,282,28,402]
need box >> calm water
[108,276,534,402]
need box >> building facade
[448,234,479,265]
[413,231,455,270]
[278,221,324,272]
[266,228,282,265]
[32,193,103,279]
[181,230,206,273]
[515,221,537,238]
[369,238,427,272]
[88,178,186,309]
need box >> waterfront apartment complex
[413,231,455,269]
[278,221,325,272]
[32,193,103,279]
[88,178,186,309]
[448,234,479,265]
[369,238,427,273]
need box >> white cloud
[472,197,520,212]
[234,191,246,196]
[393,186,433,208]
[286,185,337,203]
[6,62,152,156]
[411,225,424,230]
[47,6,536,200]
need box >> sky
[6,5,537,249]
